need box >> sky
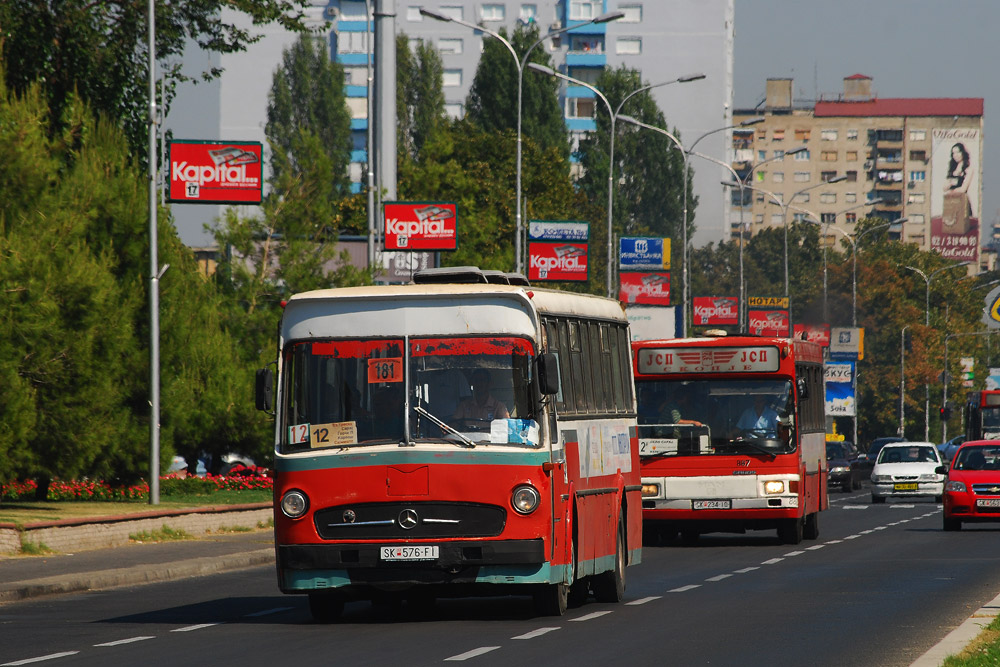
[732,0,999,230]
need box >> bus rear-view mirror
[255,367,274,411]
[537,353,560,395]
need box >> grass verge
[129,525,193,543]
[943,615,1000,667]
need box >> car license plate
[693,499,731,510]
[893,482,919,491]
[380,546,439,561]
[976,498,1000,508]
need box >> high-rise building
[167,1,734,252]
[732,75,984,266]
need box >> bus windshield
[636,379,795,457]
[281,336,538,452]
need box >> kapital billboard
[618,272,670,305]
[748,309,789,337]
[168,140,263,204]
[692,296,738,325]
[528,242,589,281]
[383,202,458,251]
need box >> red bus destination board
[168,140,262,204]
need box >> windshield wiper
[731,436,779,459]
[413,405,476,448]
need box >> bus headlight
[511,485,541,514]
[763,480,785,494]
[280,489,309,518]
[642,483,660,497]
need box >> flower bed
[2,471,272,502]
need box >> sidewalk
[0,505,275,604]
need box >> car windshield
[877,445,939,464]
[635,378,795,457]
[280,336,538,452]
[826,443,847,459]
[953,445,1000,470]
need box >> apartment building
[732,75,984,265]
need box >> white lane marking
[891,504,916,509]
[512,627,560,639]
[706,574,732,582]
[874,526,888,530]
[844,534,860,540]
[825,539,843,544]
[669,584,701,593]
[784,550,805,557]
[245,607,294,617]
[171,623,219,633]
[843,505,869,510]
[733,567,759,574]
[806,544,826,551]
[626,596,662,605]
[94,636,154,647]
[860,529,874,534]
[2,653,79,666]
[446,647,501,661]
[761,557,784,565]
[570,611,613,622]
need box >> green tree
[575,67,691,284]
[266,34,353,203]
[397,34,446,162]
[465,23,568,159]
[0,0,316,167]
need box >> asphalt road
[3,486,999,667]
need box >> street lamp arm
[418,10,520,63]
[527,62,611,111]
[689,117,764,154]
[617,114,684,152]
[613,73,706,119]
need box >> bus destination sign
[636,346,781,374]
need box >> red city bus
[964,390,1000,441]
[256,268,641,620]
[632,334,827,544]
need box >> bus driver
[454,368,510,423]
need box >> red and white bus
[632,334,827,544]
[964,390,1000,441]
[256,267,642,620]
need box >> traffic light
[941,405,953,420]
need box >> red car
[942,440,1000,531]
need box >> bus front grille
[314,501,506,540]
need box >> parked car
[938,435,967,463]
[870,442,945,504]
[942,440,1000,531]
[858,436,905,476]
[827,441,864,492]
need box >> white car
[870,442,945,503]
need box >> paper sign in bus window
[367,357,403,383]
[289,423,310,445]
[311,422,358,447]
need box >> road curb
[0,547,274,604]
[911,589,1000,666]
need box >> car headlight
[280,489,309,518]
[872,474,892,483]
[918,473,940,482]
[511,485,541,514]
[829,466,849,474]
[763,480,785,494]
[641,483,660,497]
[945,480,967,493]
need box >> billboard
[830,327,864,361]
[626,306,681,341]
[383,202,458,251]
[619,237,671,271]
[692,296,738,326]
[930,128,981,263]
[793,323,831,347]
[748,309,789,337]
[528,220,589,242]
[824,361,856,417]
[619,272,671,305]
[168,140,263,204]
[528,242,589,281]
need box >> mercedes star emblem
[398,508,419,530]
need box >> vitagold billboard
[168,140,262,204]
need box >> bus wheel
[308,592,344,623]
[680,529,699,545]
[803,512,820,540]
[566,534,589,607]
[592,517,626,603]
[534,582,569,616]
[778,517,803,545]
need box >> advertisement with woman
[930,128,981,262]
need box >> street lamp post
[943,331,996,441]
[904,261,971,441]
[529,67,705,297]
[419,8,623,274]
[901,325,910,437]
[617,115,765,334]
[814,199,884,321]
[779,175,848,306]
